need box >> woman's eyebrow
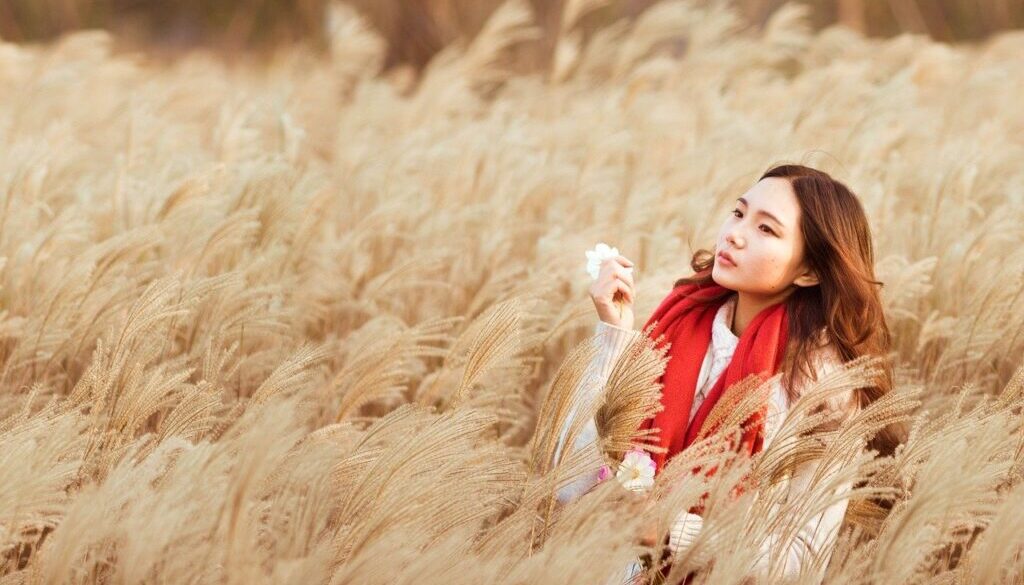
[736,197,785,228]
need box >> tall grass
[2,0,1023,56]
[0,1,1023,583]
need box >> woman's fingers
[612,277,635,305]
[593,257,636,308]
[602,256,635,276]
[602,258,635,288]
[618,266,635,289]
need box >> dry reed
[1,1,1023,583]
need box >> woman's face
[712,177,818,296]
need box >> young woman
[553,164,905,583]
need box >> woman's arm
[552,319,642,504]
[669,347,856,582]
[747,463,853,581]
[668,466,852,582]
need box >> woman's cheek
[757,255,785,291]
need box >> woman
[553,164,906,583]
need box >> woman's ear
[793,266,819,287]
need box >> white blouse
[552,294,858,583]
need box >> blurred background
[2,0,1022,67]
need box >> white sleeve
[669,350,855,583]
[552,320,641,504]
[748,349,855,582]
[666,436,853,582]
[747,461,852,581]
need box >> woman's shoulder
[801,337,859,417]
[765,339,856,443]
[811,337,844,372]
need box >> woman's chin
[711,264,739,288]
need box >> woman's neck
[731,289,793,337]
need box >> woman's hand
[588,254,636,329]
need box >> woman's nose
[726,231,745,248]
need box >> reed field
[1,0,1023,583]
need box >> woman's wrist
[598,317,634,332]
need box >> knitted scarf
[637,277,790,480]
[632,277,790,581]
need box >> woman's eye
[731,209,742,218]
[759,225,776,236]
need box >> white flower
[615,448,656,492]
[585,242,634,281]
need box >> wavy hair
[672,163,906,459]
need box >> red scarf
[631,274,789,579]
[637,275,789,481]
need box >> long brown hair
[672,163,906,459]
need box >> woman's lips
[717,251,737,267]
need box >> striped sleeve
[552,320,642,504]
[592,320,640,379]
